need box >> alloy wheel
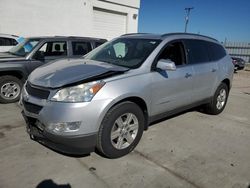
[110,113,139,150]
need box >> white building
[0,0,140,40]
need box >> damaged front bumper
[21,111,97,155]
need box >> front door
[150,41,194,116]
[28,41,68,73]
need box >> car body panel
[150,65,194,115]
[28,59,128,88]
[191,61,219,101]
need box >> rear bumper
[22,111,97,155]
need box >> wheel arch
[221,78,230,91]
[107,96,149,130]
[0,71,24,81]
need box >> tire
[97,101,145,159]
[0,76,23,103]
[204,83,229,115]
[234,66,238,73]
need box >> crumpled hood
[29,59,129,88]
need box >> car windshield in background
[8,39,39,57]
[85,38,161,68]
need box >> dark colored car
[0,36,107,103]
[232,57,245,71]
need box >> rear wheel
[204,83,228,115]
[0,76,23,103]
[97,101,145,158]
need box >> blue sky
[138,0,250,42]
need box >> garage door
[93,8,127,40]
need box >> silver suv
[20,33,234,158]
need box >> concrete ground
[0,71,250,188]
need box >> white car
[0,34,19,52]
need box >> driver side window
[37,41,67,57]
[157,41,186,66]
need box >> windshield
[9,38,40,57]
[85,38,161,69]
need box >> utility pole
[184,7,194,33]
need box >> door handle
[212,68,217,72]
[185,73,192,78]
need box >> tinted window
[72,41,92,55]
[85,38,161,69]
[0,37,17,46]
[185,39,209,64]
[37,41,67,57]
[207,42,226,61]
[0,38,4,46]
[95,41,106,48]
[157,41,186,66]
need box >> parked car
[0,36,107,103]
[20,33,234,158]
[232,57,245,71]
[0,34,19,52]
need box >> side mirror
[156,59,176,71]
[33,51,45,61]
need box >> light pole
[184,7,194,33]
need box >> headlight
[51,81,105,102]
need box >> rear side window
[185,39,209,64]
[95,41,106,48]
[207,42,226,61]
[0,37,17,46]
[72,41,92,55]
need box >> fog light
[48,121,81,133]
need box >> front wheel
[97,101,145,158]
[0,76,23,103]
[204,83,229,115]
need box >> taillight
[232,60,236,65]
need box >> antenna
[184,7,194,33]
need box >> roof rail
[121,33,150,36]
[161,32,218,42]
[53,36,106,40]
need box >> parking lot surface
[0,71,250,188]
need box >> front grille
[23,101,43,114]
[26,82,50,99]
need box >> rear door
[150,40,195,116]
[184,39,219,101]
